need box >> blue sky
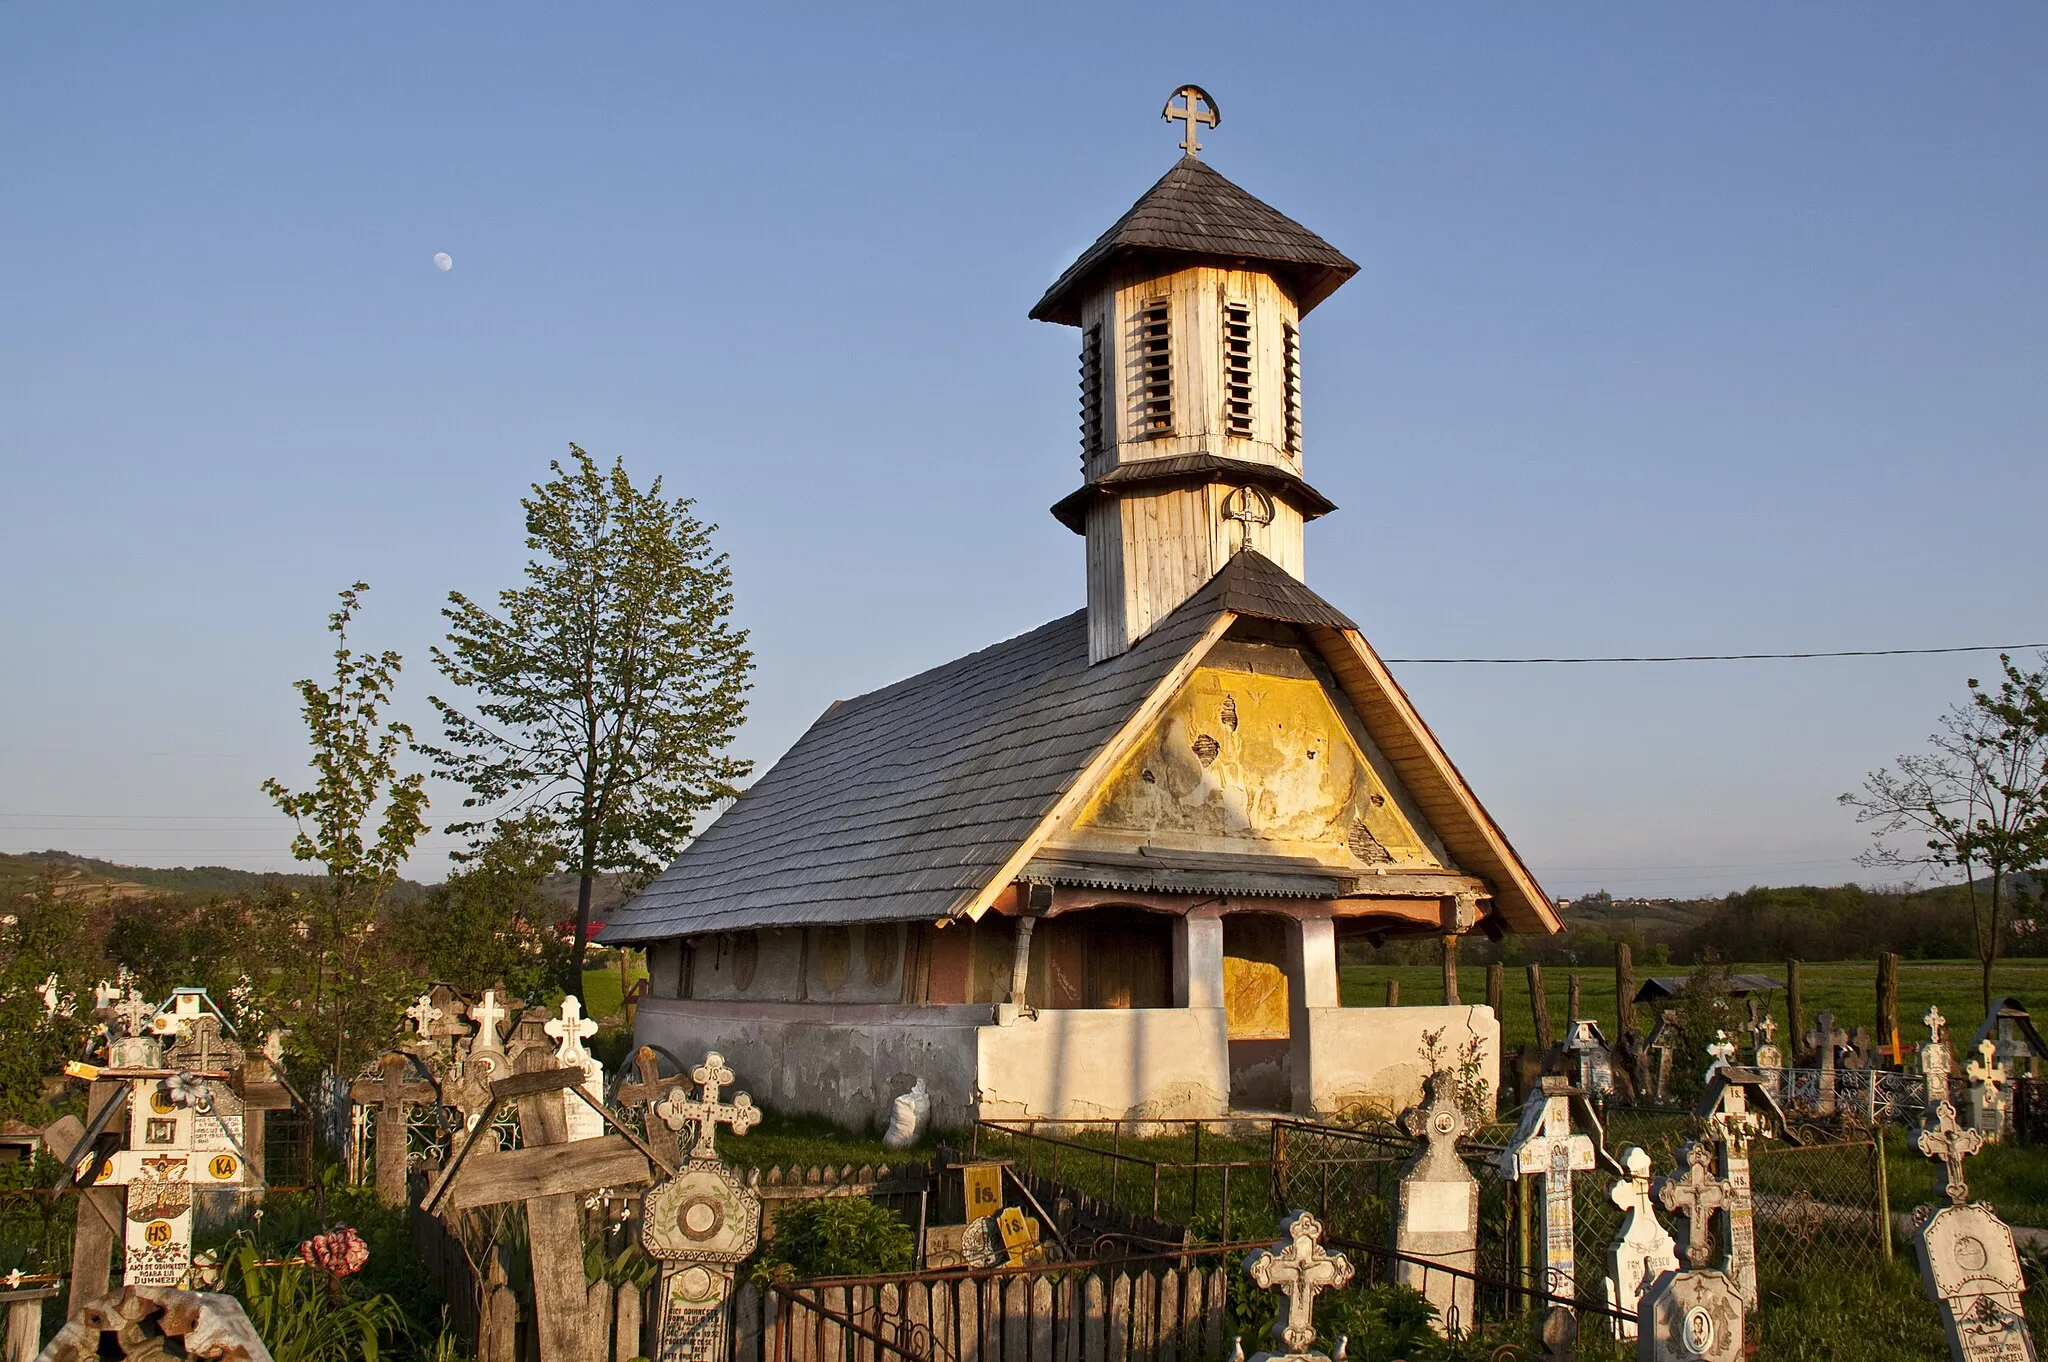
[3,5,2043,898]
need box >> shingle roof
[1031,157,1359,326]
[600,551,1559,943]
[1049,452,1338,533]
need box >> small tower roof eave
[1048,452,1339,534]
[1030,156,1359,326]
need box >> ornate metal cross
[1246,1210,1353,1356]
[1917,1100,1985,1205]
[1656,1140,1729,1269]
[1162,84,1220,157]
[653,1052,761,1161]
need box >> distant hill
[1559,893,1716,937]
[0,850,428,904]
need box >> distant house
[1633,975,1784,1005]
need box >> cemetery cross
[349,1053,437,1207]
[1246,1210,1354,1356]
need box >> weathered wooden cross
[427,1055,663,1362]
[1161,84,1219,157]
[1656,1140,1729,1272]
[615,1046,689,1166]
[1246,1210,1353,1357]
[349,1052,437,1206]
[1804,1011,1847,1112]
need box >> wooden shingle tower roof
[1031,156,1360,326]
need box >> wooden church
[601,89,1560,1128]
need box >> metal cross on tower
[653,1052,762,1161]
[1162,85,1220,156]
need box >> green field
[1338,958,2048,1051]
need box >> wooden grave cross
[1804,1010,1848,1111]
[615,1046,689,1166]
[426,1060,666,1362]
[1917,1101,1985,1206]
[653,1052,761,1160]
[1246,1210,1353,1356]
[349,1053,438,1207]
[80,1070,256,1289]
[1656,1140,1729,1272]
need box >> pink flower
[297,1225,370,1277]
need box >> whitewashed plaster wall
[633,997,986,1130]
[1300,1004,1500,1120]
[975,1007,1232,1122]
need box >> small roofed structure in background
[1972,998,2047,1079]
[1632,974,1785,1005]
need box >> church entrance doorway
[1222,912,1293,1109]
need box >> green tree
[1843,654,2048,1015]
[386,814,571,1000]
[0,874,107,1122]
[263,583,430,1079]
[423,446,753,996]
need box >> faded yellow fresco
[1073,666,1441,869]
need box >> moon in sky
[433,252,453,271]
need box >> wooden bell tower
[1036,87,1360,663]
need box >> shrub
[754,1197,913,1281]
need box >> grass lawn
[722,1110,938,1172]
[580,950,649,1022]
[1338,958,2048,1051]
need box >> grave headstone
[88,1069,256,1288]
[1703,1032,1735,1077]
[1802,1011,1847,1114]
[1646,1013,1682,1103]
[1243,1210,1354,1361]
[1500,1076,1596,1302]
[1973,998,2047,1081]
[1639,1136,1746,1362]
[1912,1099,2040,1362]
[543,996,606,1142]
[1696,1067,1783,1309]
[1604,1146,1678,1342]
[1395,1074,1478,1335]
[642,1053,764,1362]
[1565,1020,1616,1103]
[1749,1013,1782,1086]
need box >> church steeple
[1036,88,1359,663]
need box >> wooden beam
[442,1136,652,1212]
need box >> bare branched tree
[1841,654,2048,1016]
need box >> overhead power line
[1384,642,2048,665]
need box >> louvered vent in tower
[1079,323,1104,463]
[1133,298,1172,435]
[1223,302,1254,438]
[1283,321,1302,457]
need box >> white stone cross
[406,993,444,1040]
[112,988,154,1040]
[544,995,606,1141]
[1500,1077,1597,1301]
[1705,1031,1736,1075]
[468,990,510,1057]
[654,1052,762,1161]
[1916,1101,1985,1207]
[1604,1146,1678,1341]
[1965,1039,2009,1138]
[1246,1210,1353,1356]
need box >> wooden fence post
[1788,960,1806,1061]
[1877,953,1900,1066]
[1486,964,1505,1021]
[1385,979,1400,1007]
[1566,972,1582,1024]
[3,1287,58,1362]
[1615,943,1638,1038]
[1526,964,1553,1050]
[1442,932,1461,1006]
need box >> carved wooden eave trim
[953,612,1237,921]
[1303,623,1560,935]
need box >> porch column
[1174,913,1225,1009]
[1288,914,1339,1114]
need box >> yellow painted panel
[1073,665,1441,869]
[1223,956,1289,1039]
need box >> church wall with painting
[600,89,1560,1129]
